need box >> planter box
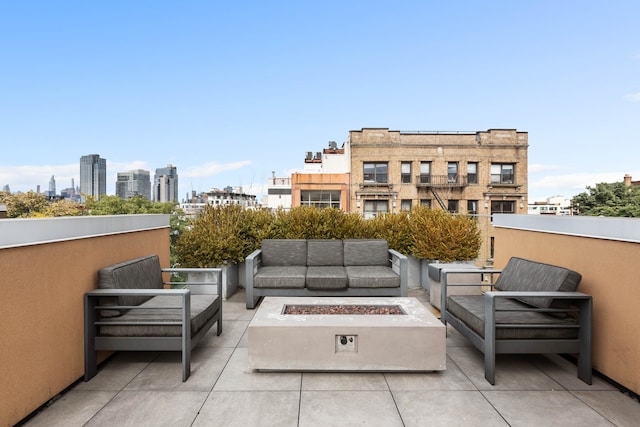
[187,264,238,300]
[427,261,482,310]
[407,255,422,289]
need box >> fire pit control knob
[340,336,348,345]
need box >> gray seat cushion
[447,295,578,340]
[306,266,348,289]
[307,239,344,266]
[343,239,389,266]
[99,294,220,337]
[345,266,400,288]
[495,257,582,309]
[261,239,307,266]
[254,266,307,288]
[98,255,163,317]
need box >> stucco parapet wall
[0,214,170,249]
[493,214,640,244]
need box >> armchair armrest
[484,290,591,300]
[245,249,263,285]
[441,268,501,314]
[389,249,408,297]
[483,290,592,344]
[86,288,190,297]
[84,288,192,329]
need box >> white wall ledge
[0,215,170,249]
[493,214,640,244]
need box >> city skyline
[1,1,639,203]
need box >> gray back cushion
[307,239,344,266]
[261,239,307,266]
[343,239,389,266]
[495,257,582,308]
[98,255,163,317]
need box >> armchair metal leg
[84,294,98,381]
[484,352,496,385]
[577,297,593,385]
[484,295,496,385]
[182,349,191,382]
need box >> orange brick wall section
[291,173,350,211]
[0,229,170,427]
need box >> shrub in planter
[175,204,246,267]
[365,211,413,256]
[269,206,366,239]
[410,206,481,262]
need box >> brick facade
[349,128,528,264]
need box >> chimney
[624,174,632,186]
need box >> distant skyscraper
[48,175,56,196]
[153,164,178,203]
[80,154,107,201]
[116,169,151,200]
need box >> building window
[363,200,388,219]
[401,162,412,183]
[467,162,478,184]
[447,200,459,213]
[491,163,515,184]
[363,162,388,184]
[400,199,412,211]
[419,162,431,184]
[491,200,515,214]
[300,191,341,209]
[420,199,431,208]
[447,162,458,183]
[467,200,478,215]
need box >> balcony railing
[415,174,468,188]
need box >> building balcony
[415,174,469,188]
[3,215,640,426]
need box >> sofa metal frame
[245,247,408,309]
[441,268,592,385]
[84,267,222,382]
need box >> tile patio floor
[22,289,640,427]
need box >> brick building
[349,128,528,264]
[291,143,350,210]
[349,128,528,218]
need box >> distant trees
[1,191,187,264]
[83,195,176,215]
[572,182,640,217]
[0,191,80,217]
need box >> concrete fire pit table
[248,297,446,372]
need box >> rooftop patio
[21,288,640,427]
[4,214,640,426]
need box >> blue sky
[1,0,639,203]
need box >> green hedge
[174,205,481,267]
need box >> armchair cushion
[253,266,307,288]
[261,239,307,266]
[307,239,344,266]
[346,266,401,288]
[447,295,579,340]
[99,294,220,337]
[343,239,389,266]
[98,255,163,317]
[306,266,348,289]
[494,257,582,309]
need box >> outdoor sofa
[84,255,222,382]
[441,256,592,385]
[245,239,408,309]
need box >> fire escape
[415,175,468,210]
